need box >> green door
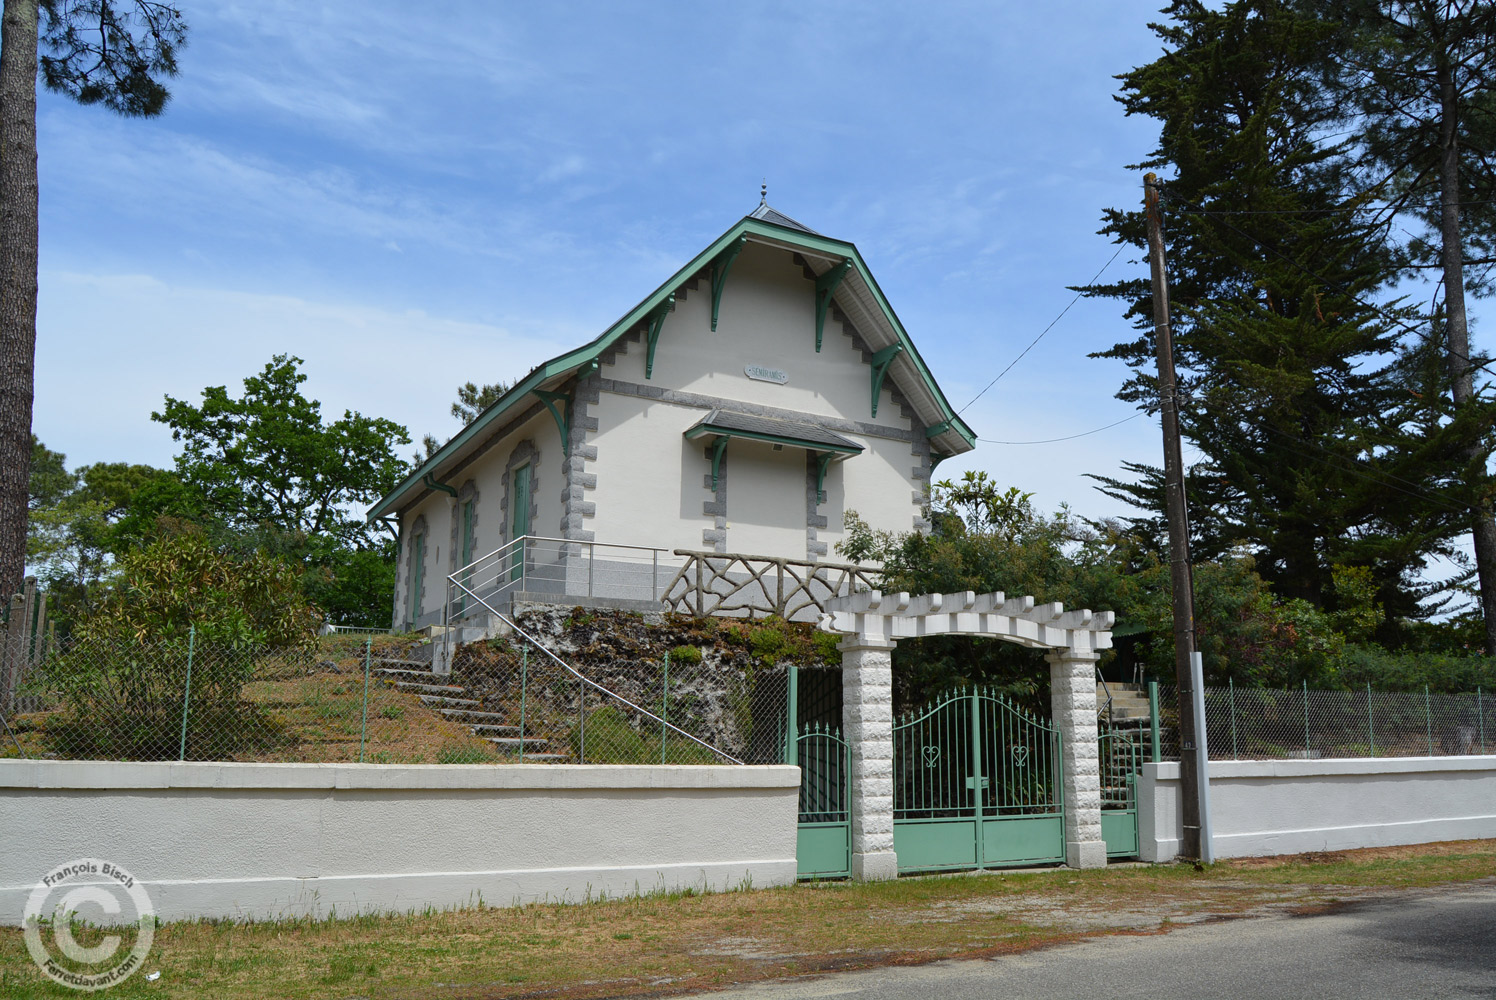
[406,533,425,627]
[1100,726,1142,858]
[510,464,530,582]
[795,724,851,879]
[456,499,475,615]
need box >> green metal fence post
[519,645,528,759]
[969,689,984,869]
[1480,687,1485,754]
[785,663,799,766]
[1367,682,1375,757]
[1147,680,1161,763]
[578,652,586,765]
[1229,676,1238,760]
[177,625,196,761]
[661,652,670,764]
[1425,685,1432,756]
[1303,679,1310,755]
[358,637,372,763]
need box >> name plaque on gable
[745,365,789,384]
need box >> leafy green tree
[28,459,174,619]
[0,1,186,599]
[298,535,397,627]
[153,354,411,548]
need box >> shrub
[669,644,703,665]
[569,705,649,763]
[44,533,321,760]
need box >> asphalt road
[711,883,1496,1000]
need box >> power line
[977,411,1144,445]
[959,245,1125,414]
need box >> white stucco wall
[0,761,800,924]
[395,410,565,627]
[1139,757,1496,861]
[587,240,927,559]
[588,391,708,552]
[623,244,901,422]
[393,492,451,627]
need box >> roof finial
[760,179,767,206]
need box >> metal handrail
[446,576,743,764]
[452,534,671,579]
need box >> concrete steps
[439,707,511,724]
[395,681,467,696]
[419,694,482,709]
[1098,682,1152,722]
[470,724,520,736]
[486,736,551,750]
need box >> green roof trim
[367,214,977,522]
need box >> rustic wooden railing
[662,551,882,621]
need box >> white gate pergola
[819,590,1115,879]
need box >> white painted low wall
[0,761,800,924]
[1140,756,1496,861]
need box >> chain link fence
[0,624,796,766]
[449,619,794,765]
[1153,682,1492,761]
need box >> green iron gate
[793,723,851,878]
[1099,724,1143,858]
[892,688,1065,872]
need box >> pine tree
[1080,0,1460,629]
[1310,0,1496,651]
[0,1,186,597]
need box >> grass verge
[1,841,1492,999]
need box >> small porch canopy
[818,589,1116,879]
[684,409,862,494]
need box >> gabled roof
[368,209,978,521]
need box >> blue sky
[30,1,1377,527]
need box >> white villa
[368,202,976,630]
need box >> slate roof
[749,202,820,235]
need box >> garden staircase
[372,658,569,760]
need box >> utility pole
[1144,172,1201,860]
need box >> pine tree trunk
[1436,61,1496,656]
[0,0,36,601]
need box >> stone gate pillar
[841,634,898,880]
[1045,648,1107,869]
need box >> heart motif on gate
[1012,746,1030,768]
[922,745,940,768]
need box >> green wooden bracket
[421,473,458,498]
[814,259,852,353]
[709,436,729,492]
[710,236,748,332]
[869,343,904,417]
[930,452,948,474]
[814,452,833,503]
[644,292,675,380]
[925,419,954,438]
[533,390,571,457]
